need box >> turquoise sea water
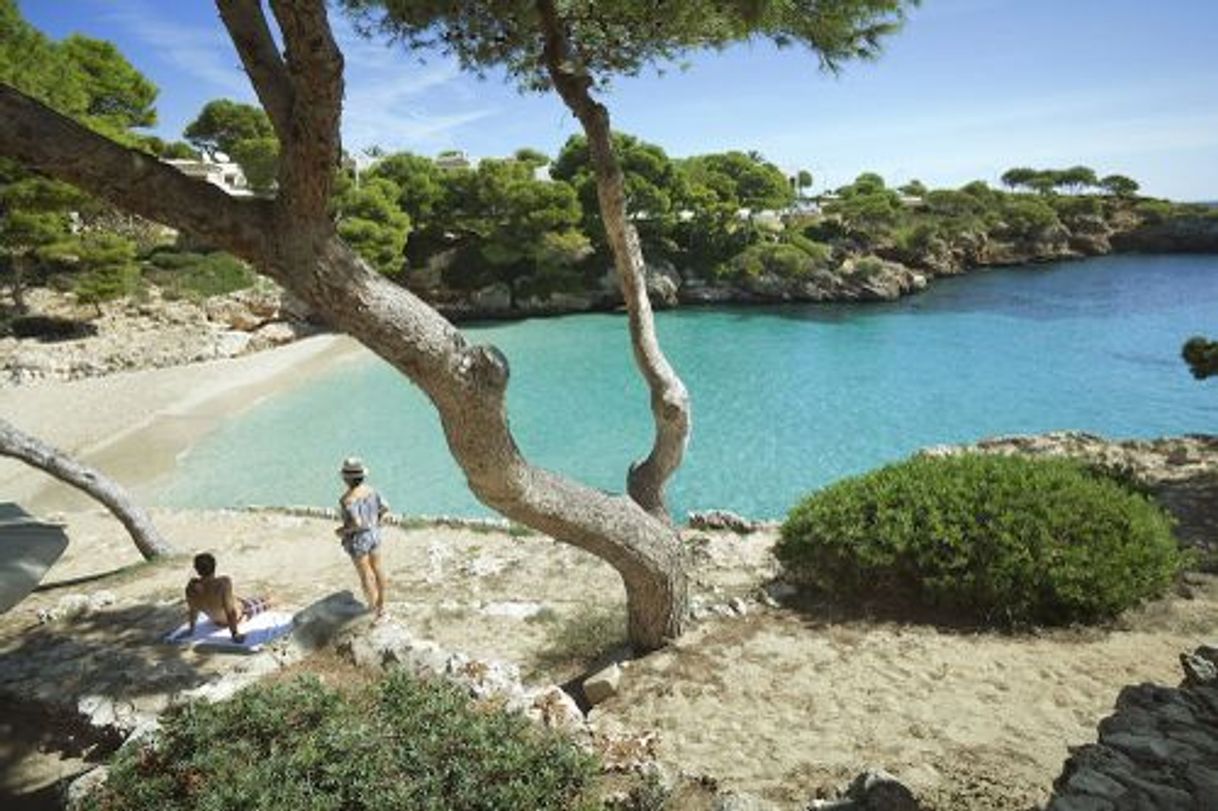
[159,254,1218,519]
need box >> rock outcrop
[1112,214,1218,254]
[1045,645,1218,811]
[1,284,318,385]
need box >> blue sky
[22,0,1218,200]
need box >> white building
[164,158,254,197]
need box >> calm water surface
[159,254,1218,518]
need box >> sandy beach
[0,334,369,513]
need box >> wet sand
[0,335,369,513]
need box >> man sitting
[182,552,270,643]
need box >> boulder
[811,769,922,810]
[215,330,252,358]
[247,322,299,352]
[64,766,109,811]
[688,510,761,534]
[289,591,367,653]
[470,283,512,313]
[584,663,623,706]
[526,685,585,732]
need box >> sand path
[3,506,1215,810]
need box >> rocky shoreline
[3,209,1215,386]
[414,206,1218,321]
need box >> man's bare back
[186,575,239,626]
[182,553,270,643]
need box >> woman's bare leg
[368,549,388,617]
[353,555,378,611]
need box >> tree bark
[0,0,689,649]
[535,0,692,521]
[0,418,172,560]
[9,252,29,313]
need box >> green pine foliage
[72,234,139,312]
[776,454,1182,627]
[714,239,831,282]
[85,673,599,811]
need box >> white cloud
[332,18,496,152]
[103,2,495,153]
[100,3,255,102]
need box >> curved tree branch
[0,418,172,561]
[262,0,345,219]
[535,0,691,521]
[216,0,294,135]
[0,85,273,264]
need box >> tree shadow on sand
[0,601,203,805]
[0,590,368,808]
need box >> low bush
[144,250,255,300]
[85,673,598,811]
[776,454,1181,626]
[715,240,827,282]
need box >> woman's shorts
[342,531,381,559]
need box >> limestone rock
[1045,646,1218,811]
[811,769,922,810]
[688,510,761,534]
[526,685,585,732]
[470,283,512,313]
[584,663,623,706]
[289,590,367,653]
[1181,650,1217,685]
[64,766,109,811]
[247,321,299,352]
[712,790,779,810]
[215,330,252,357]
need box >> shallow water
[158,254,1218,519]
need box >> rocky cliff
[409,207,1218,321]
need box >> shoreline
[0,334,369,514]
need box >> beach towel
[164,610,295,653]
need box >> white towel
[164,610,295,653]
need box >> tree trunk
[535,0,692,522]
[0,0,689,649]
[0,418,173,561]
[9,252,29,314]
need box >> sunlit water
[158,254,1218,519]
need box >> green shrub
[144,250,255,300]
[776,454,1181,626]
[1133,199,1175,224]
[715,241,825,282]
[86,673,598,811]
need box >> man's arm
[220,578,245,643]
[182,585,199,638]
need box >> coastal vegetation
[84,672,599,811]
[777,454,1183,627]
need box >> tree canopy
[342,0,915,90]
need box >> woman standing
[335,457,390,619]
